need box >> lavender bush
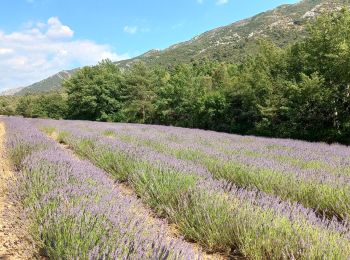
[3,117,199,259]
[34,118,350,259]
[80,122,350,220]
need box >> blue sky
[0,0,298,90]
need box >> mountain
[118,0,348,67]
[0,87,24,96]
[12,0,350,95]
[14,69,75,96]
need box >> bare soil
[0,123,39,260]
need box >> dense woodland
[4,9,350,144]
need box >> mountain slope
[13,0,350,95]
[117,0,348,67]
[0,87,24,96]
[15,69,75,96]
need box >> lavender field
[3,116,350,259]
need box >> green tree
[122,62,156,123]
[16,95,36,117]
[285,8,350,141]
[65,59,124,121]
[0,96,18,115]
[37,93,68,119]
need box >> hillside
[12,0,350,95]
[117,0,349,67]
[0,87,24,96]
[15,70,75,96]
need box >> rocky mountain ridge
[7,0,349,96]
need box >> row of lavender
[3,117,199,259]
[110,124,350,177]
[35,118,350,259]
[46,120,350,220]
[67,121,350,168]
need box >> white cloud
[0,48,14,55]
[0,17,129,91]
[216,0,228,5]
[46,17,74,38]
[123,25,150,34]
[123,25,138,34]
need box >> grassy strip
[50,127,350,259]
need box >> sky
[0,0,299,91]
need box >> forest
[5,9,350,144]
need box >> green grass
[39,125,56,136]
[102,129,116,137]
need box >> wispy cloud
[197,0,203,4]
[123,25,150,34]
[216,0,228,5]
[0,48,14,55]
[123,25,138,34]
[0,17,128,90]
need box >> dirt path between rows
[0,122,38,259]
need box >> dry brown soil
[0,123,39,260]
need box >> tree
[37,93,68,119]
[15,95,36,118]
[15,93,67,119]
[122,62,156,123]
[286,8,350,141]
[0,96,17,115]
[65,59,124,121]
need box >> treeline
[8,9,350,143]
[1,92,67,119]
